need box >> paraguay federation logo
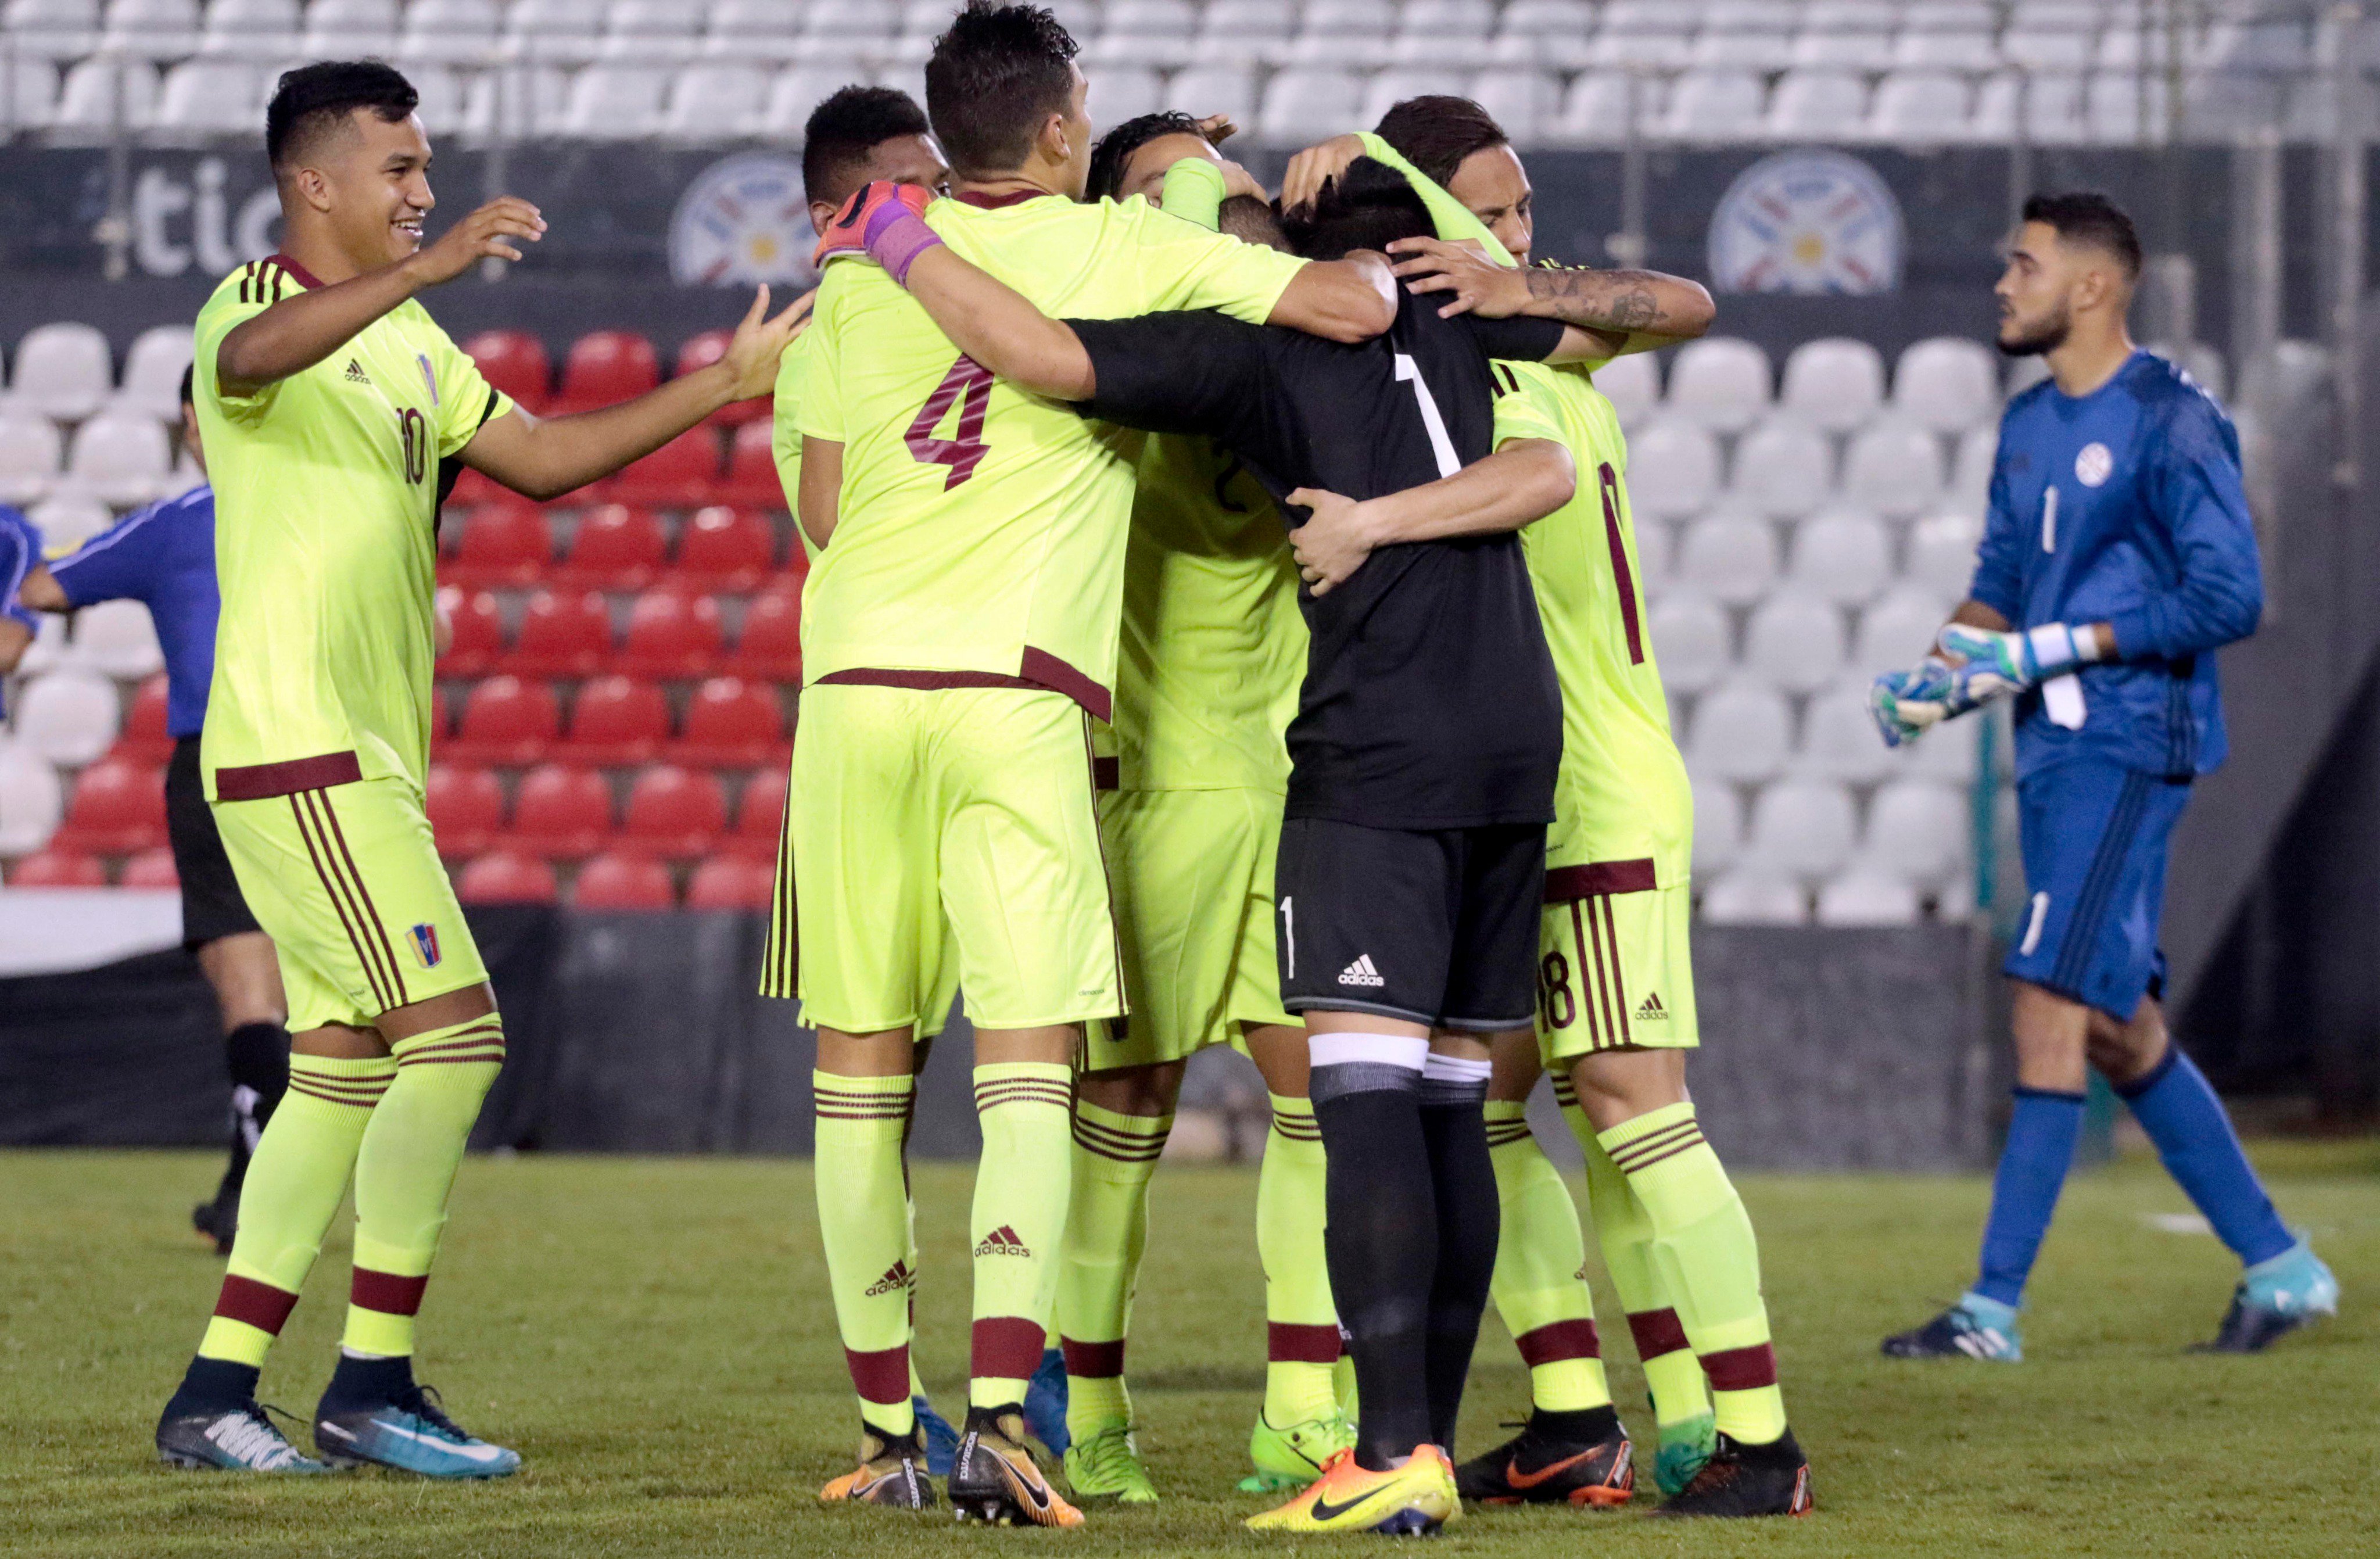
[1708,149,1904,296]
[668,153,814,286]
[408,922,442,969]
[2074,442,2114,487]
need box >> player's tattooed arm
[1385,238,1715,357]
[1286,438,1576,595]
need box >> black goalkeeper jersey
[1068,294,1566,830]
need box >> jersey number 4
[907,354,995,489]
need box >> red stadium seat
[425,764,506,859]
[555,329,659,415]
[8,848,107,887]
[601,429,721,508]
[432,682,452,740]
[727,763,788,860]
[109,673,173,766]
[456,849,559,905]
[446,675,563,766]
[49,757,166,855]
[670,505,776,592]
[507,762,612,859]
[121,846,180,888]
[463,328,551,415]
[618,764,726,858]
[443,497,553,588]
[437,585,506,678]
[684,854,773,910]
[502,589,612,679]
[616,589,724,679]
[714,418,786,508]
[561,675,671,765]
[668,676,786,768]
[555,503,667,590]
[675,329,769,427]
[723,584,801,680]
[572,850,677,909]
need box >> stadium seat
[1589,352,1659,428]
[1630,516,1673,596]
[436,585,506,678]
[1727,417,1831,518]
[1465,69,1560,148]
[1907,701,1981,784]
[457,63,572,138]
[50,755,165,854]
[1854,587,1953,672]
[1741,596,1844,694]
[445,497,553,588]
[713,420,783,508]
[1686,681,1791,782]
[8,848,106,887]
[1688,1,1794,70]
[1865,779,1969,890]
[304,0,401,56]
[1283,0,1391,67]
[9,321,112,422]
[456,848,560,905]
[557,63,671,137]
[9,611,65,679]
[0,747,66,855]
[1257,68,1364,145]
[1841,421,1944,518]
[1589,1,1695,70]
[1895,337,2001,432]
[503,588,612,680]
[708,0,809,62]
[1797,680,1899,783]
[557,502,667,590]
[400,0,502,63]
[66,597,162,679]
[1765,70,1869,138]
[1675,513,1777,606]
[1779,338,1886,432]
[673,329,770,427]
[1690,775,1743,873]
[65,413,169,505]
[199,0,295,48]
[431,682,450,741]
[561,673,670,766]
[154,59,260,135]
[1164,64,1259,125]
[796,0,902,65]
[448,675,564,766]
[13,668,119,765]
[1747,778,1858,879]
[1948,425,1998,510]
[2,0,94,65]
[1816,870,1920,926]
[555,329,661,416]
[673,505,777,591]
[509,762,612,859]
[28,492,111,553]
[1894,28,1997,72]
[109,673,172,766]
[1625,421,1721,519]
[507,0,606,64]
[1086,66,1165,127]
[1786,508,1892,606]
[684,853,774,911]
[1361,70,1474,131]
[729,761,788,858]
[572,850,677,908]
[1868,70,1970,141]
[1088,0,1198,67]
[1191,0,1294,65]
[669,676,787,768]
[618,764,726,858]
[1661,70,1766,139]
[1664,337,1770,432]
[724,584,801,680]
[113,324,193,423]
[118,844,176,887]
[606,0,704,55]
[1647,593,1729,694]
[1791,2,1897,70]
[617,589,725,680]
[759,64,865,134]
[1550,71,1657,144]
[425,762,505,859]
[1700,868,1808,925]
[1905,513,1984,603]
[50,56,157,133]
[603,429,722,507]
[463,329,551,416]
[1972,69,2087,145]
[0,414,62,505]
[2085,70,2167,144]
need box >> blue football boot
[1881,1292,2023,1361]
[2198,1238,2339,1353]
[1022,1347,1070,1456]
[314,1360,519,1479]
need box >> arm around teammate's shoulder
[1287,438,1576,595]
[1265,253,1396,343]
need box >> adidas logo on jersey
[1635,992,1668,1021]
[863,1260,915,1298]
[974,1225,1031,1259]
[1338,954,1385,988]
[344,359,371,384]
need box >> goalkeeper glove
[1934,621,2103,701]
[811,180,943,284]
[1869,657,1976,748]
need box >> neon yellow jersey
[1492,359,1691,883]
[794,191,1307,718]
[770,324,820,563]
[1103,435,1303,792]
[193,256,510,800]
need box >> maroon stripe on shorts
[1627,1308,1693,1360]
[1268,1322,1345,1364]
[289,793,395,1013]
[350,1267,429,1316]
[313,786,409,1008]
[844,1343,912,1406]
[1701,1342,1778,1392]
[214,750,363,801]
[1515,1318,1602,1367]
[1019,646,1113,723]
[971,1316,1047,1384]
[1060,1336,1126,1378]
[1543,858,1658,902]
[214,1274,300,1334]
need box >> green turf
[2,1141,2372,1557]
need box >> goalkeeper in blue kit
[1874,192,2336,1360]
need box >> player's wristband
[864,207,944,287]
[1157,157,1226,232]
[2024,621,2104,677]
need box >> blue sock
[1974,1087,2087,1307]
[2114,1046,2294,1267]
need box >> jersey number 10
[397,407,429,486]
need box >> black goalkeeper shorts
[167,735,263,951]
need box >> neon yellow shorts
[210,771,487,1032]
[785,682,1121,1034]
[1536,863,1699,1060]
[1084,786,1296,1071]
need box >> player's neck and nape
[2042,313,2137,400]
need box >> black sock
[1417,1070,1496,1453]
[1310,1063,1436,1471]
[225,1022,291,1137]
[320,1351,414,1410]
[164,1356,259,1417]
[1531,1403,1622,1443]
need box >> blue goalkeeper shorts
[2005,758,2191,1023]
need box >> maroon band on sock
[1060,1336,1125,1378]
[1268,1321,1345,1364]
[845,1343,911,1406]
[349,1267,429,1317]
[1515,1318,1602,1366]
[213,1274,300,1335]
[972,1316,1046,1383]
[1626,1308,1692,1359]
[1701,1342,1778,1392]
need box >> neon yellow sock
[816,1070,917,1438]
[969,1062,1073,1410]
[1485,1100,1610,1413]
[343,1016,504,1357]
[1598,1103,1786,1445]
[198,1053,395,1366]
[1257,1092,1341,1425]
[1059,1098,1167,1438]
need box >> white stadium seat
[65,414,170,506]
[1792,1,1896,70]
[1469,70,1560,144]
[1853,587,1952,673]
[2001,27,2096,75]
[1362,70,1473,131]
[1972,70,2088,145]
[1589,0,1697,71]
[0,747,66,857]
[11,612,66,676]
[460,65,571,138]
[51,56,159,134]
[1164,65,1259,126]
[1257,67,1364,144]
[1691,775,1744,873]
[1907,701,1982,783]
[1948,424,1998,509]
[400,0,504,64]
[1689,1,1793,72]
[1868,71,1970,142]
[112,325,193,424]
[0,415,62,506]
[2085,71,2167,144]
[1840,420,1944,518]
[874,60,929,115]
[1895,336,2000,432]
[1647,592,1730,694]
[1701,867,1808,924]
[304,0,401,56]
[200,0,298,55]
[1728,417,1831,518]
[153,59,260,135]
[1816,870,1920,926]
[3,0,99,64]
[1748,779,1857,878]
[3,57,61,132]
[1665,337,1770,432]
[1627,421,1722,520]
[1087,67,1166,128]
[662,64,769,139]
[1661,70,1766,140]
[100,0,198,58]
[67,598,163,679]
[1779,337,1884,433]
[1490,0,1598,73]
[10,322,113,423]
[1285,1,1391,68]
[557,64,670,138]
[1687,680,1791,782]
[1391,1,1495,67]
[1553,71,1658,144]
[1893,28,1997,73]
[1193,0,1295,66]
[1589,352,1659,428]
[1741,596,1844,694]
[1087,1,1199,69]
[12,668,120,766]
[1865,779,1969,889]
[707,0,807,61]
[507,0,607,64]
[1631,515,1673,593]
[1787,507,1892,605]
[1797,680,1899,783]
[762,67,865,138]
[1905,512,1984,603]
[1675,512,1775,605]
[27,492,112,553]
[1765,70,1868,139]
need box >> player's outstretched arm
[1285,436,1576,595]
[1386,238,1714,359]
[13,562,66,614]
[215,198,546,397]
[899,246,1100,401]
[460,286,809,501]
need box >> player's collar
[954,188,1053,209]
[266,252,325,289]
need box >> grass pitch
[2,1141,2372,1558]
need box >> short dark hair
[1372,95,1508,188]
[178,363,194,408]
[1087,110,1202,202]
[265,60,418,171]
[1281,157,1432,263]
[802,85,933,209]
[2022,191,2141,281]
[924,2,1078,177]
[1220,193,1289,252]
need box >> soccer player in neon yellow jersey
[152,60,804,1478]
[787,3,1392,1524]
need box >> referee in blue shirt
[1873,193,2337,1360]
[10,366,291,1255]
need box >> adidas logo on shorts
[1338,954,1385,988]
[974,1225,1031,1259]
[1636,992,1668,1021]
[343,358,371,384]
[863,1260,915,1298]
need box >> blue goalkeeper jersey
[1,506,40,721]
[47,483,218,740]
[1968,350,2262,780]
